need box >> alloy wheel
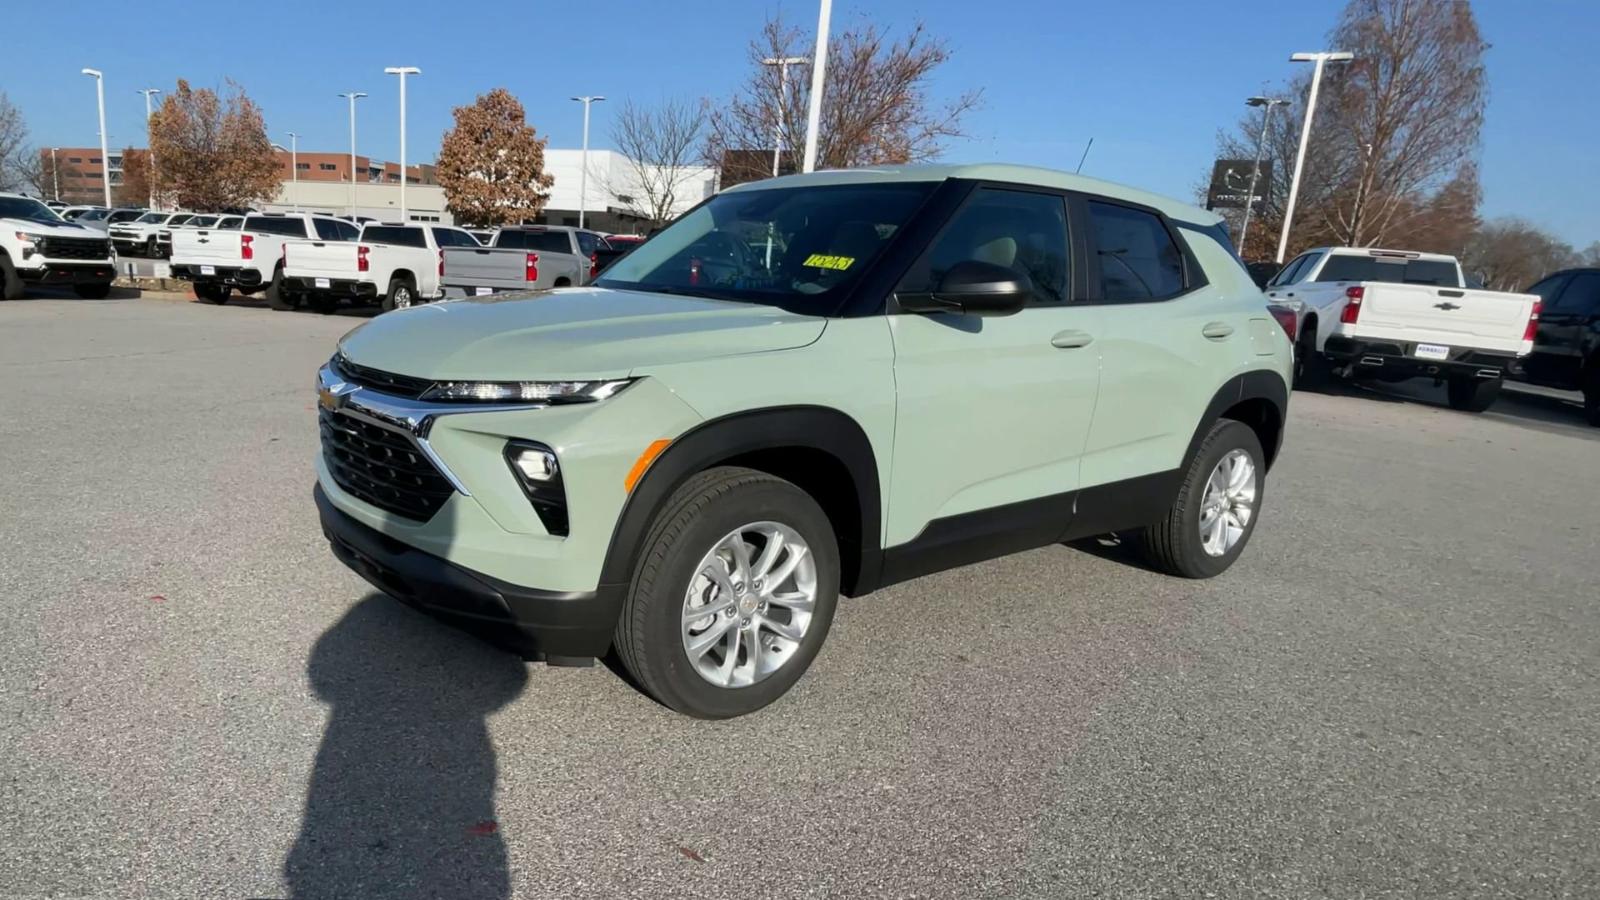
[681,521,818,688]
[1198,449,1256,556]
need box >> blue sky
[2,0,1593,245]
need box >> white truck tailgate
[284,241,357,280]
[1357,284,1535,352]
[171,229,243,267]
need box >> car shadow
[1062,532,1166,575]
[1304,375,1596,436]
[216,294,380,318]
[11,285,142,301]
[284,594,528,900]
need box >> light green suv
[315,165,1292,717]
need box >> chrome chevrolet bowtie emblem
[318,379,359,411]
[1434,301,1461,311]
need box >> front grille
[40,236,111,260]
[332,355,436,400]
[319,408,454,521]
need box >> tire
[553,278,571,288]
[614,466,841,719]
[381,276,416,312]
[73,282,112,299]
[195,282,230,304]
[145,237,160,259]
[1582,368,1600,427]
[1139,419,1266,579]
[1295,318,1329,390]
[0,254,22,301]
[265,265,297,310]
[1446,375,1501,412]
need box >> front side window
[896,187,1069,304]
[597,181,935,315]
[1269,253,1313,287]
[575,231,601,255]
[1549,272,1600,315]
[168,214,194,227]
[1087,201,1185,301]
[313,218,347,240]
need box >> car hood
[337,286,828,380]
[3,218,107,238]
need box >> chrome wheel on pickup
[681,522,818,688]
[616,466,839,718]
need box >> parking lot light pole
[761,56,808,177]
[50,148,60,201]
[338,92,368,217]
[800,0,832,173]
[137,88,161,209]
[286,132,300,212]
[1239,96,1286,253]
[81,69,112,208]
[1276,51,1353,263]
[384,67,421,222]
[571,95,605,229]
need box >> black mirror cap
[898,260,1033,317]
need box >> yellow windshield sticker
[802,253,856,271]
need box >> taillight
[525,252,539,282]
[357,245,370,273]
[689,257,702,286]
[1267,305,1298,341]
[1523,299,1541,341]
[240,234,253,260]
[1339,285,1364,324]
[438,249,444,278]
[588,251,598,280]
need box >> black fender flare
[595,405,883,596]
[1182,370,1289,474]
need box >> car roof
[721,163,1222,226]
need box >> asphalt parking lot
[3,292,1597,899]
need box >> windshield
[596,182,936,314]
[0,196,64,224]
[136,212,167,224]
[187,215,218,228]
[81,209,112,222]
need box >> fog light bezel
[503,440,569,536]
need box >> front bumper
[1323,335,1523,379]
[17,261,116,285]
[316,483,620,663]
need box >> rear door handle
[1050,330,1094,349]
[1202,322,1235,340]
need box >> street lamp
[81,68,111,207]
[338,91,368,217]
[761,56,808,177]
[1276,51,1354,263]
[137,88,161,209]
[285,132,300,211]
[50,148,60,201]
[1239,96,1288,253]
[571,95,605,228]
[800,0,832,173]
[383,66,421,222]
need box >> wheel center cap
[738,594,759,615]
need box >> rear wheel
[381,276,416,312]
[1446,375,1501,412]
[0,255,22,300]
[553,277,571,288]
[615,467,840,718]
[1139,420,1265,579]
[265,266,297,310]
[73,282,113,299]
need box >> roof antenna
[1075,138,1094,174]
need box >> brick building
[39,147,123,205]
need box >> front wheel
[1,255,25,300]
[1446,375,1501,412]
[1139,420,1265,579]
[73,282,113,299]
[614,467,840,718]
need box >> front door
[886,185,1101,548]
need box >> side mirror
[898,260,1032,317]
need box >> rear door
[887,184,1100,549]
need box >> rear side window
[575,231,601,255]
[1549,272,1600,315]
[246,216,308,238]
[360,225,427,248]
[1315,255,1458,286]
[1087,201,1186,301]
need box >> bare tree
[0,92,32,192]
[706,14,981,186]
[607,98,708,227]
[149,80,280,211]
[1211,0,1487,258]
[1460,218,1576,291]
[435,88,554,227]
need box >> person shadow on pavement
[285,594,528,900]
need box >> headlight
[14,232,42,244]
[419,378,633,404]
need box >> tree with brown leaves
[148,80,279,211]
[116,148,153,208]
[1212,0,1487,259]
[706,14,981,186]
[435,88,555,227]
[608,97,708,227]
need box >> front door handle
[1202,322,1235,340]
[1050,329,1094,349]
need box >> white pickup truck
[1267,247,1541,411]
[440,225,605,297]
[282,222,481,312]
[170,212,359,305]
[0,193,117,300]
[110,211,194,259]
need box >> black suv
[1521,268,1600,425]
